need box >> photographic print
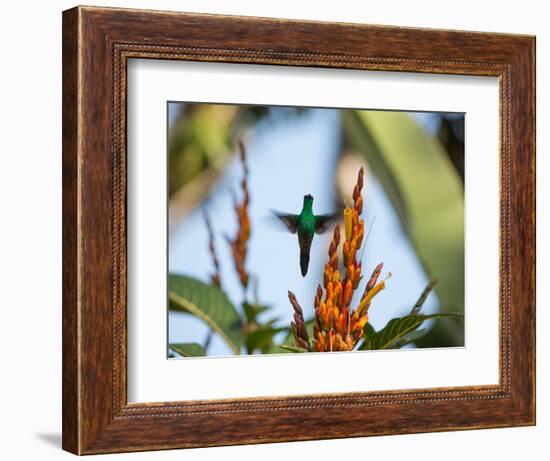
[167,102,465,358]
[62,8,535,452]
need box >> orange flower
[229,141,251,291]
[290,166,389,352]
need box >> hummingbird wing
[270,210,299,234]
[315,213,340,234]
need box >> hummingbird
[272,194,339,277]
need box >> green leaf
[369,313,462,350]
[241,303,283,354]
[388,328,429,349]
[279,345,309,353]
[363,322,376,339]
[358,322,377,350]
[242,302,271,324]
[169,274,244,354]
[170,343,206,357]
[343,111,465,346]
[246,326,288,354]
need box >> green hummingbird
[272,194,339,277]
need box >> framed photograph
[62,6,535,454]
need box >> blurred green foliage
[168,105,308,225]
[342,110,464,346]
[168,104,238,196]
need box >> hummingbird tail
[300,250,310,277]
[298,232,313,277]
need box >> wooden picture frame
[62,5,535,455]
